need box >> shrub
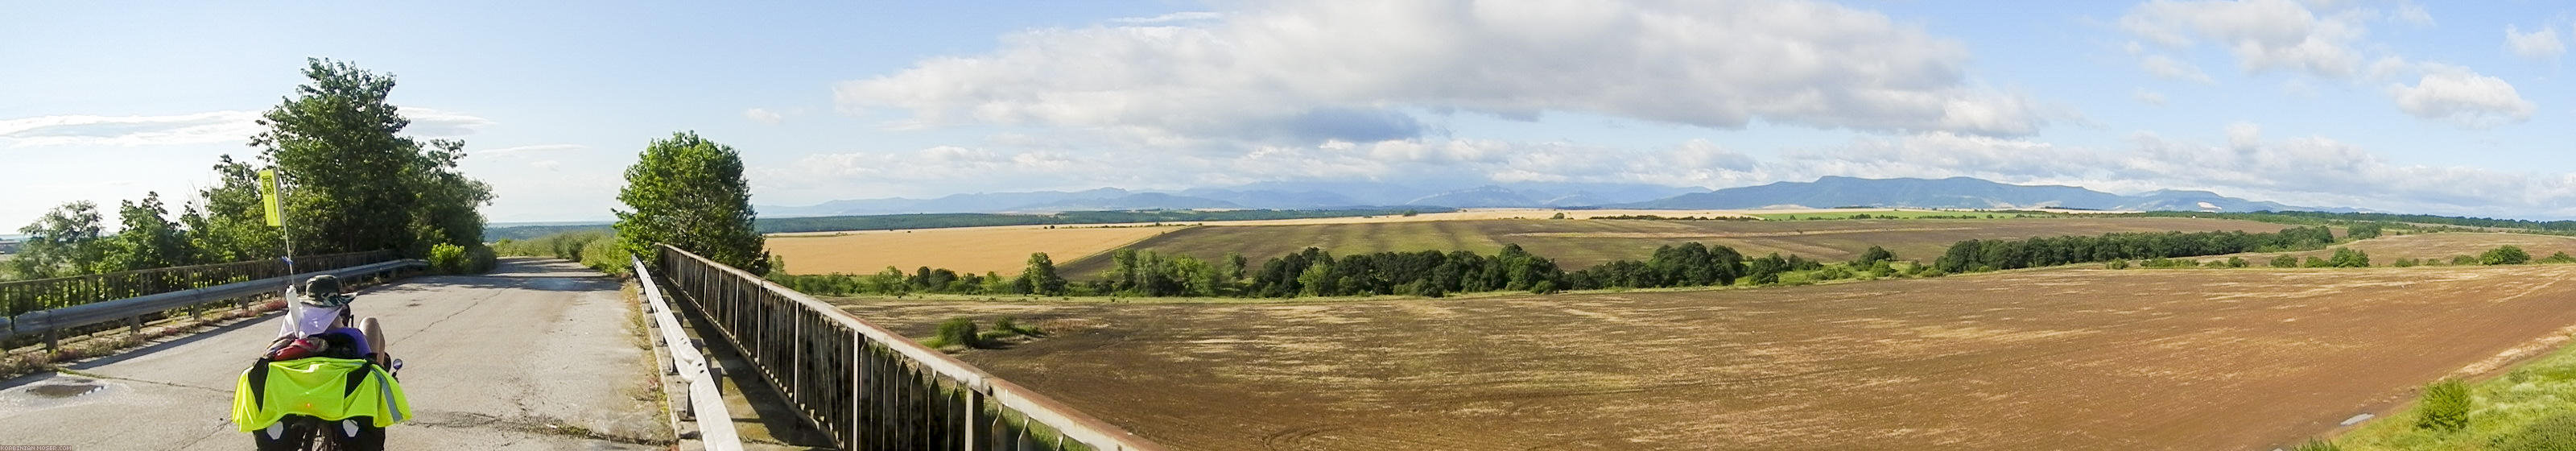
[2105,260,2129,270]
[2454,254,2479,266]
[2227,256,2248,268]
[427,242,468,274]
[1814,265,1855,280]
[930,317,980,350]
[2417,379,2471,432]
[2485,246,2533,265]
[2544,252,2576,264]
[2497,413,2576,451]
[1530,280,1559,295]
[2304,256,2330,268]
[2272,254,2300,268]
[2393,259,2418,267]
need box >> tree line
[770,242,1917,299]
[1933,226,2337,273]
[6,59,493,281]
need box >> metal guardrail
[632,256,745,451]
[0,259,424,349]
[0,250,396,317]
[652,244,1167,451]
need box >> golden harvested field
[838,264,2576,450]
[766,226,1181,275]
[2224,232,2576,263]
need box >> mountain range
[755,176,2350,217]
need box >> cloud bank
[836,0,2051,144]
[0,107,493,148]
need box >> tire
[251,416,382,451]
[324,416,386,451]
[250,416,321,451]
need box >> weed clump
[2292,438,2341,451]
[2417,379,2472,432]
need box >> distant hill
[758,181,1697,217]
[1407,186,1538,208]
[1622,176,2343,212]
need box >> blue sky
[6,0,2574,226]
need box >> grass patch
[2335,334,2576,449]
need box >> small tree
[931,317,980,349]
[1018,253,1067,296]
[11,201,106,279]
[1852,246,1897,267]
[2270,254,2299,268]
[616,131,769,274]
[2483,246,2533,265]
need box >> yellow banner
[259,169,283,227]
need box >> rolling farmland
[766,225,1183,275]
[1059,217,2288,276]
[839,264,2576,450]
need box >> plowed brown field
[840,265,2576,450]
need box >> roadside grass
[2331,332,2576,450]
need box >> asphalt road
[0,258,667,450]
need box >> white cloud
[0,111,261,147]
[479,143,584,155]
[396,107,495,138]
[745,108,785,125]
[2120,0,2368,78]
[0,106,491,147]
[2138,54,2216,83]
[2505,25,2565,60]
[1111,11,1221,24]
[2386,65,2537,128]
[836,0,2050,142]
[2133,89,2169,106]
[2391,3,2434,27]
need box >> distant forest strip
[771,241,1914,300]
[770,224,2383,300]
[1932,226,2347,273]
[485,208,1457,241]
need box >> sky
[6,0,2576,226]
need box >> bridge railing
[652,244,1166,451]
[0,250,398,317]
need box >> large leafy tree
[246,58,489,256]
[615,131,769,274]
[11,201,106,279]
[180,155,285,263]
[101,192,193,272]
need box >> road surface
[0,258,667,450]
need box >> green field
[1057,217,2286,276]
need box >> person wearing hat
[268,275,390,367]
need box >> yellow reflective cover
[230,358,411,431]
